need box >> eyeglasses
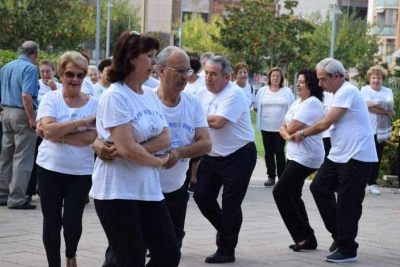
[161,65,193,76]
[63,71,86,79]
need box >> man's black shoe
[205,252,235,264]
[8,202,36,210]
[329,240,339,252]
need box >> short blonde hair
[57,51,88,76]
[366,65,388,80]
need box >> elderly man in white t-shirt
[292,58,378,264]
[194,56,257,264]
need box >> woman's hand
[79,115,96,128]
[92,139,119,162]
[36,123,44,138]
[155,153,170,168]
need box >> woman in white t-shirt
[36,51,98,267]
[361,66,395,195]
[91,31,180,267]
[273,69,325,252]
[233,62,255,108]
[254,67,295,186]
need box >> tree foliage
[0,0,92,52]
[219,0,313,77]
[181,14,230,56]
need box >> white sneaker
[368,185,381,195]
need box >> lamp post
[95,0,101,65]
[178,0,183,48]
[330,3,343,58]
[106,0,113,59]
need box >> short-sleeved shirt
[360,85,394,133]
[36,90,98,175]
[38,79,62,103]
[184,76,206,95]
[91,83,168,201]
[328,83,378,163]
[285,97,325,169]
[0,56,39,109]
[197,81,254,157]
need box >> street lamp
[95,0,101,65]
[330,3,343,58]
[106,0,113,58]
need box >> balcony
[375,0,399,9]
[372,25,397,36]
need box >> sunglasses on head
[64,71,86,79]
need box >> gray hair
[157,46,180,66]
[207,56,232,76]
[316,58,345,78]
[19,41,39,56]
[200,52,215,65]
[88,65,98,72]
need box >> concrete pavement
[0,157,399,266]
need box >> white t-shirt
[81,77,97,97]
[234,81,255,108]
[91,83,167,201]
[143,77,160,88]
[260,87,292,131]
[154,90,208,193]
[94,83,107,98]
[184,76,206,95]
[360,85,394,134]
[36,90,98,175]
[328,83,378,163]
[285,97,325,169]
[322,92,334,138]
[38,79,62,103]
[197,81,254,157]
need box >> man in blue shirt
[0,41,39,209]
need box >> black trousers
[322,137,331,158]
[367,135,384,186]
[37,166,92,267]
[194,142,257,256]
[95,199,180,267]
[273,160,316,243]
[261,131,286,179]
[310,158,371,256]
[164,184,189,245]
[26,137,42,196]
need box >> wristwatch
[300,129,306,139]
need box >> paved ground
[0,157,399,267]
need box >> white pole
[106,0,113,58]
[179,0,183,48]
[95,0,101,65]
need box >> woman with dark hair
[254,67,295,186]
[184,56,205,95]
[91,31,180,266]
[273,69,325,252]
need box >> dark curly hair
[298,69,324,102]
[108,31,159,83]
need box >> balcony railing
[372,25,397,36]
[375,0,399,8]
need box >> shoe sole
[325,256,357,263]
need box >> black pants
[310,158,371,256]
[26,137,42,197]
[95,199,180,267]
[273,160,316,243]
[194,142,257,256]
[367,135,384,186]
[323,137,331,158]
[164,184,189,245]
[261,131,286,179]
[37,166,92,267]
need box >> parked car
[251,82,267,95]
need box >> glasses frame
[161,64,193,76]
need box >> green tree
[181,14,230,56]
[304,9,379,85]
[0,0,92,52]
[219,0,313,77]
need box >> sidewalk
[0,157,399,266]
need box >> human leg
[0,109,15,203]
[37,166,65,267]
[261,131,276,180]
[367,135,384,188]
[310,158,339,240]
[273,132,287,179]
[273,160,316,243]
[62,174,92,259]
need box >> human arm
[110,122,170,167]
[22,93,36,129]
[140,127,171,153]
[163,127,212,169]
[280,119,306,140]
[366,101,395,116]
[207,115,229,129]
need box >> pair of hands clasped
[92,139,179,169]
[285,131,305,143]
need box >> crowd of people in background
[0,31,396,266]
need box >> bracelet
[72,119,78,129]
[300,129,306,139]
[59,135,65,143]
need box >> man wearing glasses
[0,41,39,209]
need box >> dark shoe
[205,252,235,264]
[291,235,318,252]
[8,202,37,210]
[25,196,32,203]
[329,239,339,252]
[325,250,357,263]
[187,182,196,194]
[264,178,275,186]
